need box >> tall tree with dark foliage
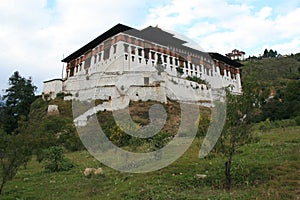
[1,71,37,134]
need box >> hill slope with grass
[242,54,300,122]
[2,126,300,199]
[242,53,300,88]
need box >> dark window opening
[113,44,117,54]
[70,68,74,77]
[103,47,110,60]
[144,49,149,59]
[144,77,149,85]
[84,56,91,69]
[163,55,167,63]
[125,54,128,60]
[94,55,97,64]
[124,44,129,53]
[151,51,155,59]
[131,46,136,54]
[132,56,135,62]
[169,57,173,64]
[157,53,162,64]
[138,48,143,56]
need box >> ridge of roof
[62,23,133,63]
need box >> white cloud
[269,39,300,55]
[0,0,147,94]
[145,0,300,56]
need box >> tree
[283,80,300,117]
[0,72,36,194]
[263,49,269,58]
[260,80,300,120]
[217,81,260,190]
[269,49,275,57]
[0,130,32,194]
[2,71,37,134]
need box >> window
[94,55,97,64]
[151,51,155,60]
[131,46,136,54]
[124,44,129,53]
[98,53,102,62]
[144,77,149,85]
[157,53,162,64]
[169,57,173,64]
[84,56,91,69]
[113,44,117,54]
[144,49,149,59]
[138,48,143,56]
[163,55,167,63]
[103,47,110,60]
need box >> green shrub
[186,76,208,85]
[295,116,300,126]
[254,118,297,131]
[148,131,171,151]
[42,146,74,172]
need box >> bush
[254,118,297,131]
[186,76,208,85]
[148,131,171,151]
[42,146,74,172]
[295,116,300,126]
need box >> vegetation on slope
[242,54,300,122]
[1,127,299,199]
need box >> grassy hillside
[1,126,299,199]
[242,53,300,89]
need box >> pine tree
[2,71,37,134]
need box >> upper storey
[63,24,242,87]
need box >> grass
[1,126,299,199]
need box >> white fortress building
[43,24,242,110]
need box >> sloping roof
[43,78,64,83]
[62,23,133,63]
[208,52,243,68]
[61,24,239,68]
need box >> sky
[0,0,299,95]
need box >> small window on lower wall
[144,77,149,85]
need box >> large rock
[47,105,59,115]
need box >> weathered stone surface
[47,105,59,115]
